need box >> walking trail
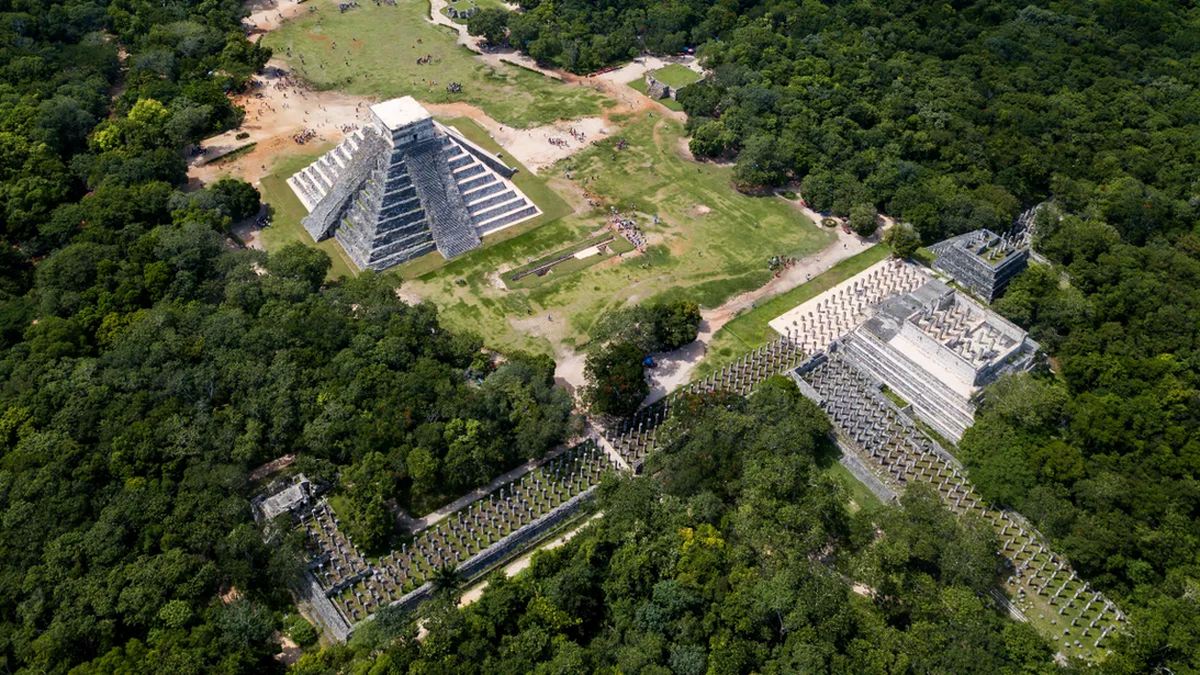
[425,0,558,77]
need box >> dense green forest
[0,1,574,672]
[959,205,1200,672]
[510,0,1200,242]
[288,382,1062,675]
[2,0,1200,673]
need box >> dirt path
[456,513,603,608]
[643,212,879,402]
[425,0,560,77]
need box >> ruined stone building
[838,280,1040,442]
[288,97,539,271]
[929,228,1029,302]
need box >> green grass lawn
[257,144,358,280]
[649,64,702,88]
[264,0,607,128]
[506,235,636,289]
[627,78,684,112]
[394,113,832,355]
[696,245,892,378]
[825,461,883,513]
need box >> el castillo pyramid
[288,97,539,270]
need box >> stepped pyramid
[288,97,540,271]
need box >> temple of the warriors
[768,258,1040,443]
[288,97,539,270]
[839,279,1040,442]
[929,228,1029,302]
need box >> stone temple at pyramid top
[288,96,539,271]
[371,96,432,130]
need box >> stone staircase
[439,136,538,236]
[289,129,366,213]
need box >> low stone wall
[298,570,353,642]
[350,484,601,638]
[459,484,598,581]
[837,443,898,504]
[644,75,672,100]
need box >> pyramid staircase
[287,98,541,271]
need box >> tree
[584,342,648,417]
[467,8,510,46]
[883,223,921,259]
[210,177,262,220]
[848,203,878,237]
[649,300,701,351]
[265,242,332,290]
[591,300,701,354]
[688,120,727,158]
[732,134,789,190]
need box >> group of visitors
[293,128,318,144]
[609,205,647,250]
[768,255,798,276]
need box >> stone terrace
[796,353,1127,660]
[299,440,615,626]
[768,259,930,354]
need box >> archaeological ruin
[929,228,1030,302]
[840,279,1041,442]
[769,259,1039,442]
[288,97,539,270]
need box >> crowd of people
[609,205,647,250]
[337,2,360,12]
[768,255,798,276]
[293,128,318,144]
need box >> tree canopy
[286,379,1058,674]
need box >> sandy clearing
[244,0,310,39]
[188,61,374,186]
[592,54,702,85]
[425,102,608,174]
[396,286,424,305]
